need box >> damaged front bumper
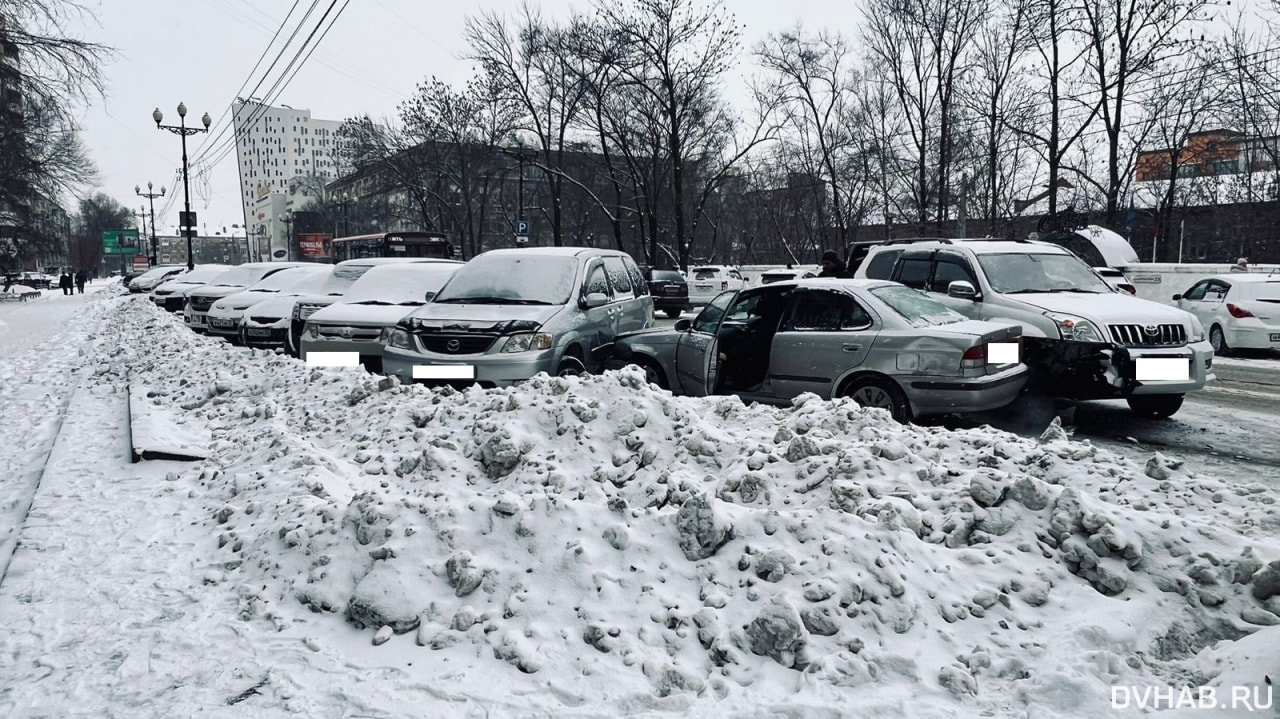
[1022,337,1215,400]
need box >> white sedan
[1173,274,1280,353]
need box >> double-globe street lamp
[135,181,165,266]
[152,103,211,271]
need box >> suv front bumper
[1024,337,1215,399]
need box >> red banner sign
[297,233,332,259]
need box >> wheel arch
[835,370,916,416]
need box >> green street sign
[102,229,141,255]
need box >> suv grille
[1108,324,1186,347]
[418,334,497,355]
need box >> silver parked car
[603,278,1028,422]
[382,247,653,387]
[299,261,464,372]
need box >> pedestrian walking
[818,250,850,278]
[59,272,73,295]
[74,270,87,294]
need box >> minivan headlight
[502,333,553,353]
[383,327,413,350]
[1045,312,1106,343]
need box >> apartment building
[232,99,343,259]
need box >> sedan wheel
[630,359,667,389]
[842,377,911,423]
[1209,325,1228,354]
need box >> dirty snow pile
[81,296,1280,715]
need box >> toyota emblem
[1143,325,1159,335]
[446,339,461,352]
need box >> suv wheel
[1209,325,1228,354]
[842,376,912,423]
[557,356,586,376]
[1126,394,1184,419]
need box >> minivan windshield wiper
[434,296,552,305]
[351,300,393,305]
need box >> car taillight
[721,281,728,290]
[961,344,986,369]
[1118,283,1136,295]
[1227,303,1254,318]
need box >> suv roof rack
[883,237,953,246]
[884,236,1031,246]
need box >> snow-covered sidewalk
[2,289,1280,718]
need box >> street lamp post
[153,103,211,271]
[135,182,165,267]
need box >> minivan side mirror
[947,280,978,300]
[674,318,692,331]
[1171,293,1182,301]
[582,292,609,309]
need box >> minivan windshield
[977,252,1111,294]
[433,255,578,305]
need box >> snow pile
[81,296,1280,717]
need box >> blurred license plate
[210,318,233,328]
[191,315,206,324]
[247,328,271,336]
[695,283,713,291]
[665,287,681,295]
[1271,333,1280,342]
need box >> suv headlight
[1045,312,1106,342]
[383,327,413,351]
[501,333,553,353]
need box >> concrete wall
[1120,263,1280,305]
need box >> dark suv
[641,266,690,319]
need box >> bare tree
[1078,0,1214,225]
[1131,51,1222,261]
[862,0,986,235]
[1218,10,1280,203]
[591,0,744,270]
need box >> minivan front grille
[418,334,498,355]
[1108,323,1186,347]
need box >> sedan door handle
[842,344,862,352]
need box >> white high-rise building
[232,99,343,260]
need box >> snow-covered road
[2,287,1280,718]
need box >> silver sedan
[603,278,1029,422]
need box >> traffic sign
[101,229,141,255]
[515,219,529,236]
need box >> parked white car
[150,265,232,312]
[184,262,310,332]
[205,265,333,342]
[128,265,186,294]
[1173,274,1280,353]
[300,262,464,372]
[687,265,747,306]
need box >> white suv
[687,265,747,306]
[855,239,1214,418]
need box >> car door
[926,251,983,318]
[674,290,736,395]
[1174,280,1213,327]
[603,255,647,334]
[766,289,876,400]
[580,260,615,351]
[1200,279,1231,330]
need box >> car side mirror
[674,318,692,331]
[424,291,437,302]
[582,292,609,309]
[1171,294,1182,301]
[947,280,978,300]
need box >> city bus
[328,232,457,263]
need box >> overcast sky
[73,0,1259,236]
[72,0,855,236]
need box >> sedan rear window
[869,285,966,327]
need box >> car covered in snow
[150,265,232,312]
[1173,273,1280,354]
[183,262,310,332]
[239,270,339,349]
[127,265,186,293]
[759,268,819,285]
[382,247,652,387]
[856,238,1214,418]
[284,257,459,357]
[601,278,1028,422]
[299,261,464,372]
[204,265,333,342]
